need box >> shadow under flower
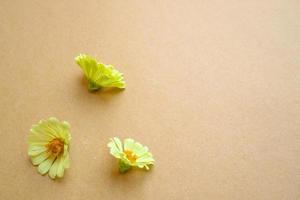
[104,157,154,194]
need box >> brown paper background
[0,0,299,199]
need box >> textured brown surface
[0,0,300,199]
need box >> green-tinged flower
[108,137,154,173]
[75,54,126,91]
[28,117,71,179]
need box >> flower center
[47,139,64,156]
[124,150,137,163]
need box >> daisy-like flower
[108,137,155,173]
[28,117,71,179]
[75,54,126,92]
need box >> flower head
[108,137,154,173]
[28,117,71,179]
[75,54,125,91]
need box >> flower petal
[112,137,123,152]
[57,156,66,178]
[49,157,59,179]
[108,145,121,158]
[38,155,56,175]
[28,145,47,156]
[33,120,59,138]
[31,151,51,165]
[124,138,135,151]
[75,54,99,79]
[63,151,70,169]
[29,126,54,144]
[47,117,66,139]
[108,137,123,158]
[136,156,155,163]
[134,146,149,157]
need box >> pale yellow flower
[75,54,125,91]
[28,117,71,179]
[108,137,154,173]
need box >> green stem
[118,160,132,173]
[88,80,101,92]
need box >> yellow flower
[75,54,126,91]
[28,117,71,179]
[108,137,155,173]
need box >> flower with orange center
[108,137,155,173]
[28,117,71,179]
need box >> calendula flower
[75,54,125,91]
[28,117,71,179]
[108,137,155,173]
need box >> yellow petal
[136,157,155,163]
[63,152,70,169]
[49,157,60,179]
[109,146,122,158]
[124,138,135,151]
[30,124,56,140]
[28,145,47,156]
[38,155,56,175]
[113,137,123,152]
[55,152,70,178]
[108,137,123,158]
[134,146,149,157]
[31,151,51,165]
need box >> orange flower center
[47,139,64,156]
[124,150,137,163]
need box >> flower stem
[118,160,131,173]
[88,80,101,92]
